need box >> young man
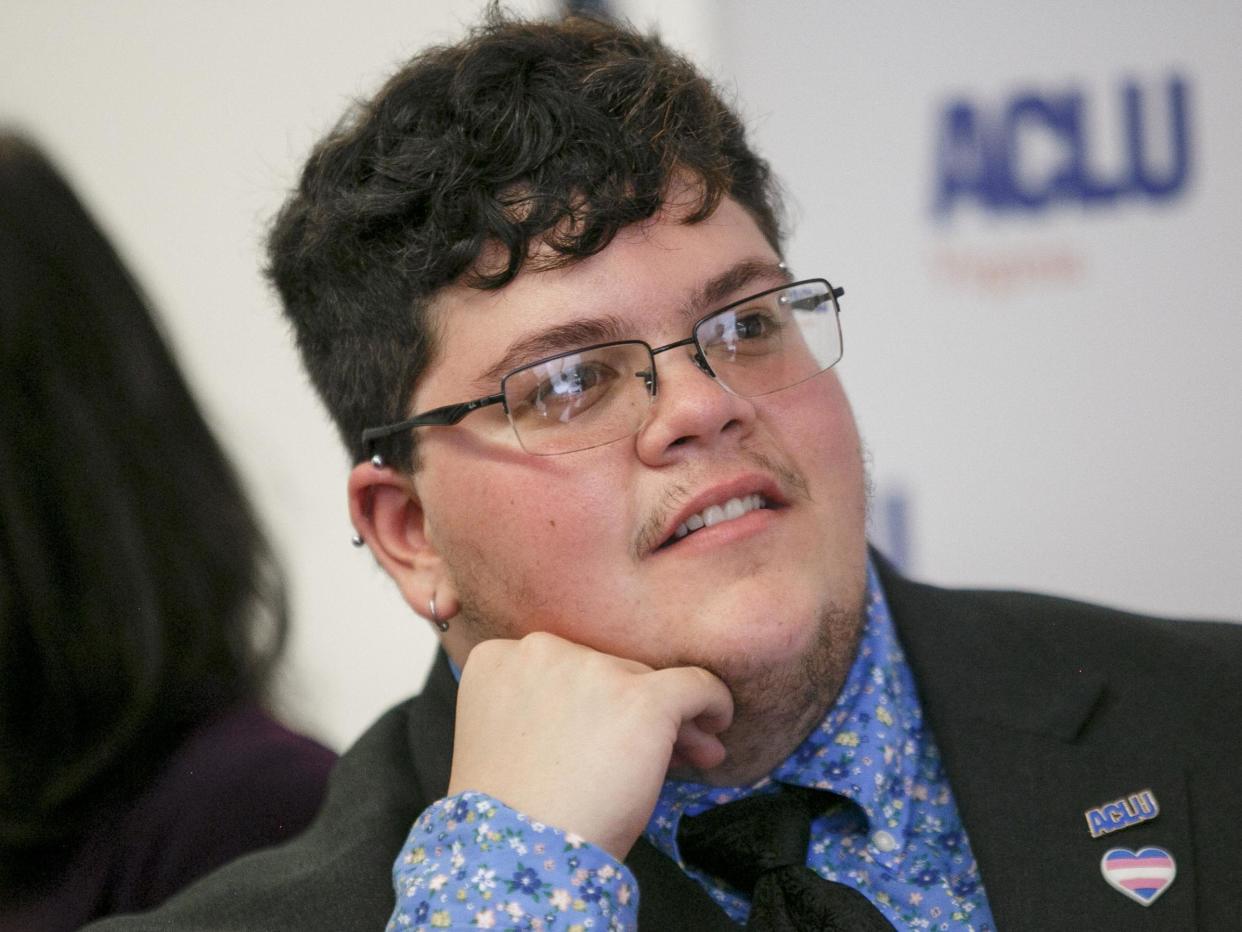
[89,10,1241,932]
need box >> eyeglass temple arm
[788,284,844,312]
[360,393,505,446]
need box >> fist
[447,632,734,859]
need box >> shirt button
[872,830,898,852]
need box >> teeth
[671,494,766,543]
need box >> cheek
[424,461,633,622]
[764,374,862,472]
[757,375,868,561]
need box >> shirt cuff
[389,791,639,931]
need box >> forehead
[419,198,782,400]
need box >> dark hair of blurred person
[0,134,336,931]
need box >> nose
[633,345,757,465]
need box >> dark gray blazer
[87,557,1242,930]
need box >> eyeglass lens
[501,280,841,455]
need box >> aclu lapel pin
[1100,847,1176,906]
[1084,788,1159,838]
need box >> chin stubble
[681,576,867,786]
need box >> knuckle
[460,638,503,677]
[520,630,559,653]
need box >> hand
[447,631,734,860]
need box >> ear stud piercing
[351,453,385,545]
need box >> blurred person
[0,134,335,931]
[87,8,1242,932]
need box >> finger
[672,720,728,771]
[645,665,734,735]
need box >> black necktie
[677,785,895,931]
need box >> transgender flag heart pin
[1100,846,1177,905]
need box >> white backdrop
[709,0,1241,618]
[2,1,1237,751]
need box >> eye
[522,360,619,422]
[732,311,778,340]
[702,308,785,358]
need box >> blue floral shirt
[388,562,996,930]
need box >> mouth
[652,479,787,553]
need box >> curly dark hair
[267,6,784,470]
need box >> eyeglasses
[362,278,844,457]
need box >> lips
[651,476,787,553]
[671,493,769,542]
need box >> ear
[347,460,459,626]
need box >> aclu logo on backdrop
[933,74,1192,218]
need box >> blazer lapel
[878,557,1197,931]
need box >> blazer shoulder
[942,581,1241,666]
[876,552,1242,724]
[878,552,1242,655]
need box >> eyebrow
[475,257,791,387]
[476,315,631,386]
[680,258,792,322]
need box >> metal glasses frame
[360,278,844,456]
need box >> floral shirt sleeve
[387,791,639,931]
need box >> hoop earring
[429,595,449,633]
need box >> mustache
[632,448,812,559]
